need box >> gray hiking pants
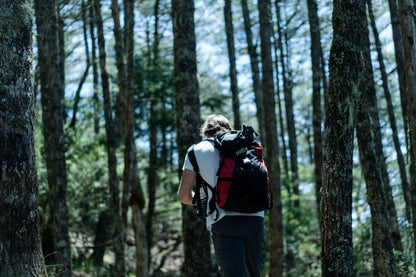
[211,216,264,277]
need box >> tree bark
[94,0,125,275]
[224,0,241,129]
[241,0,264,138]
[0,1,47,275]
[356,2,397,274]
[258,0,284,276]
[306,0,324,234]
[34,0,72,275]
[387,0,409,149]
[397,0,416,256]
[367,0,406,252]
[172,0,212,275]
[321,0,364,276]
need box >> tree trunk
[320,0,364,276]
[131,197,149,277]
[70,0,90,129]
[387,0,409,149]
[356,94,397,277]
[92,210,112,266]
[241,0,264,138]
[0,1,47,275]
[89,0,100,134]
[258,0,284,276]
[356,3,397,274]
[172,0,212,275]
[123,0,149,275]
[275,0,292,202]
[306,0,324,234]
[224,0,241,129]
[34,0,72,275]
[94,0,125,275]
[146,102,158,267]
[367,0,406,252]
[110,0,130,241]
[397,0,416,256]
[274,2,299,271]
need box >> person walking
[178,114,265,277]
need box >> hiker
[178,114,266,277]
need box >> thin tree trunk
[146,101,158,267]
[89,0,100,134]
[172,0,212,275]
[224,0,241,129]
[367,0,405,252]
[397,0,416,256]
[70,0,90,128]
[258,1,284,276]
[275,1,295,204]
[34,0,72,275]
[275,2,298,272]
[94,0,125,275]
[307,0,324,234]
[321,0,364,275]
[241,0,264,138]
[0,1,47,275]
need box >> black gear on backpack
[189,125,273,218]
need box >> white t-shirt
[182,139,264,231]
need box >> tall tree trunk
[34,0,72,275]
[241,0,264,138]
[89,0,100,134]
[258,0,284,276]
[224,0,241,129]
[172,0,212,276]
[123,0,148,275]
[94,0,125,275]
[320,0,363,276]
[275,2,298,272]
[0,1,47,275]
[110,0,129,240]
[368,0,406,251]
[397,0,416,256]
[275,1,299,203]
[146,101,158,267]
[306,0,324,234]
[146,0,163,267]
[387,0,409,149]
[356,2,397,274]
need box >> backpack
[188,125,273,218]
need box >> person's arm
[178,169,197,206]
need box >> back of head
[200,114,232,137]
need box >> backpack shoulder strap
[187,145,200,173]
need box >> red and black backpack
[188,125,273,218]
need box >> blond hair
[200,114,232,137]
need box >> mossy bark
[0,0,47,276]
